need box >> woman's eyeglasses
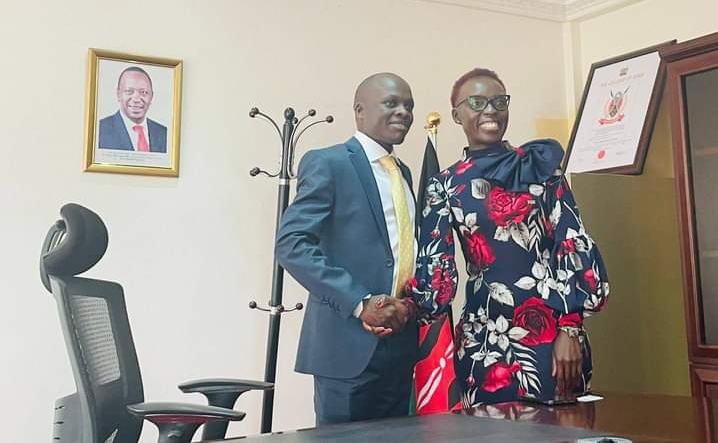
[456,94,510,112]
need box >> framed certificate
[564,41,675,174]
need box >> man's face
[355,76,414,149]
[117,71,154,124]
[452,76,508,148]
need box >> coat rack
[247,106,333,433]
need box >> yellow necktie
[379,155,414,298]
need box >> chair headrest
[40,203,109,292]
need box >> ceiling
[420,0,644,22]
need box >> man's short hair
[354,72,404,106]
[117,66,153,91]
[450,68,505,107]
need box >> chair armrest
[178,378,274,395]
[178,378,274,441]
[127,402,245,443]
[127,401,245,420]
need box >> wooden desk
[217,413,608,442]
[461,392,711,442]
[218,392,712,442]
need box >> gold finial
[425,111,441,135]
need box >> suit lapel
[346,137,391,253]
[147,119,155,150]
[113,111,133,150]
[147,118,160,152]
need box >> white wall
[569,0,718,106]
[0,1,567,441]
[563,0,718,397]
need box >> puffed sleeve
[410,174,460,318]
[543,173,609,324]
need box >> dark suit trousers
[313,333,415,426]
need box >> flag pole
[425,111,440,150]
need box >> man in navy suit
[98,66,167,153]
[275,73,418,425]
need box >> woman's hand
[552,329,583,399]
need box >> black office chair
[40,203,273,443]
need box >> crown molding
[419,0,643,22]
[564,0,643,21]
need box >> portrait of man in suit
[98,66,167,153]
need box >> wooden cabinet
[666,32,718,402]
[690,365,718,441]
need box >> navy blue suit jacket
[275,137,418,379]
[98,111,167,153]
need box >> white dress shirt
[352,131,417,317]
[119,112,149,151]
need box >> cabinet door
[670,49,718,359]
[691,365,718,441]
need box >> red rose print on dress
[583,269,598,292]
[464,230,496,269]
[559,312,582,328]
[486,187,534,227]
[432,263,456,305]
[556,180,566,200]
[512,297,558,346]
[558,238,576,258]
[456,159,475,175]
[403,277,417,299]
[481,361,521,392]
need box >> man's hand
[552,329,583,399]
[359,295,410,336]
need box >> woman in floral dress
[410,68,609,406]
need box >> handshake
[359,294,418,337]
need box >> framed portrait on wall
[564,41,675,175]
[83,48,183,177]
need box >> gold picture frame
[83,48,183,177]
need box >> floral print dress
[410,139,609,406]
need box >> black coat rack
[247,106,333,433]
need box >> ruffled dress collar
[459,139,564,192]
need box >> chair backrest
[41,203,144,443]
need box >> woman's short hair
[450,68,505,107]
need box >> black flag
[416,136,440,216]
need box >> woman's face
[452,76,509,149]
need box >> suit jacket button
[386,259,393,267]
